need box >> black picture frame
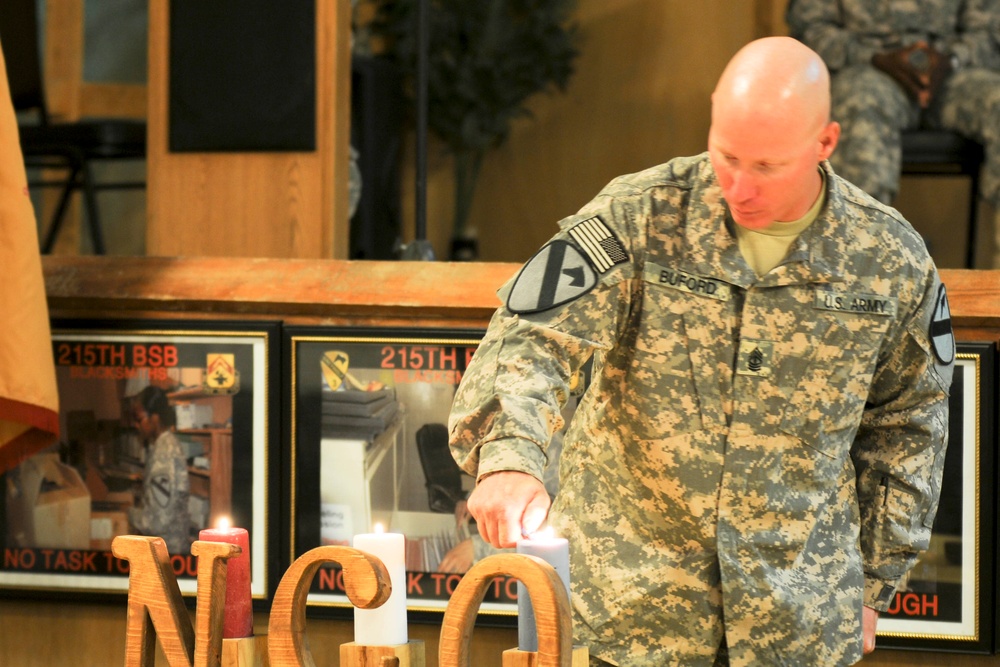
[285,326,520,623]
[0,319,281,607]
[877,341,997,654]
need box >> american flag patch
[568,217,628,272]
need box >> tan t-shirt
[734,170,826,277]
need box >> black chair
[415,423,465,514]
[0,0,146,254]
[900,130,984,268]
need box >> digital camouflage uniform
[449,154,954,666]
[786,0,1000,207]
[129,430,191,554]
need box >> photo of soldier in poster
[1,328,265,593]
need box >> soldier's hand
[922,44,953,108]
[871,43,930,103]
[862,605,879,654]
[438,538,475,574]
[466,471,550,548]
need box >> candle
[516,528,570,652]
[199,517,254,639]
[353,524,408,645]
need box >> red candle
[199,518,253,638]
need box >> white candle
[516,529,570,652]
[353,524,408,645]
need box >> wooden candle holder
[113,538,405,667]
[267,545,394,666]
[340,640,426,667]
[500,647,590,667]
[113,538,579,667]
[114,535,247,667]
[222,635,270,667]
[438,553,586,667]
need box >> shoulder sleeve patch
[931,283,955,365]
[507,240,598,314]
[567,216,628,273]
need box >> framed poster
[286,327,522,621]
[0,320,280,604]
[877,341,996,653]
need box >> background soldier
[786,0,1000,265]
[449,37,953,666]
[128,385,191,555]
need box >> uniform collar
[682,157,848,289]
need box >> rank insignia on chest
[736,339,773,377]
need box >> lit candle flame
[215,516,232,531]
[374,522,385,534]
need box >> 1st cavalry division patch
[507,217,627,314]
[931,283,954,365]
[507,240,597,313]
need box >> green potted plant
[369,0,579,259]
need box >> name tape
[814,291,897,317]
[645,263,731,301]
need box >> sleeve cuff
[476,436,547,483]
[864,577,901,612]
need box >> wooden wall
[48,0,980,266]
[144,0,352,259]
[402,0,761,263]
[404,0,984,270]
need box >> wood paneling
[399,0,759,262]
[4,599,990,667]
[77,82,146,119]
[144,0,351,260]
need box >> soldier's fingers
[496,506,525,548]
[476,515,496,546]
[862,606,879,654]
[521,494,551,536]
[863,630,877,654]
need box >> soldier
[448,37,953,666]
[128,385,191,555]
[786,0,1000,266]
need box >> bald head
[713,36,831,139]
[707,37,840,229]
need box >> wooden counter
[41,258,1000,334]
[42,256,520,327]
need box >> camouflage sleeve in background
[947,0,1000,70]
[852,269,954,611]
[786,0,1000,71]
[785,0,885,71]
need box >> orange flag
[0,42,59,474]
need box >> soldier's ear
[817,121,840,161]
